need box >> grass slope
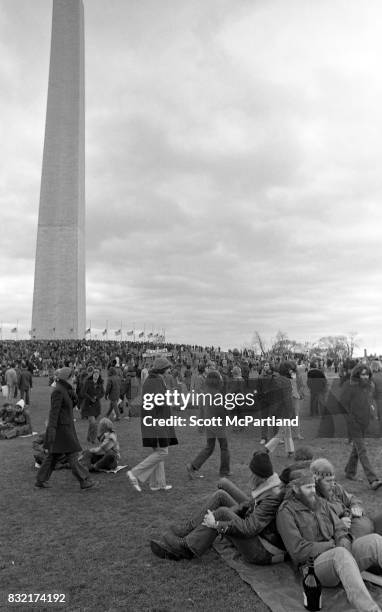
[2,378,382,611]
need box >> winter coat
[141,372,178,448]
[276,489,349,568]
[82,376,104,418]
[307,368,327,394]
[339,378,374,434]
[45,380,82,454]
[105,374,121,401]
[218,473,285,542]
[18,368,33,391]
[273,373,295,419]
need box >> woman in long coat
[127,357,178,492]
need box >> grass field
[2,377,382,612]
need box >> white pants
[131,447,169,488]
[265,425,294,455]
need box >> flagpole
[120,321,123,341]
[106,320,108,341]
[90,320,92,341]
[16,319,19,341]
[133,322,135,343]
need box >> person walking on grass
[35,367,96,491]
[82,367,104,444]
[186,370,231,479]
[127,357,178,492]
[340,363,382,490]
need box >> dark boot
[162,531,194,559]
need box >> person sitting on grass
[80,417,120,472]
[276,469,382,612]
[311,457,382,541]
[150,451,286,564]
[0,400,32,439]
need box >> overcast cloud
[1,0,382,353]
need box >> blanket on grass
[213,538,382,612]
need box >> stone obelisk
[32,0,85,339]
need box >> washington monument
[32,0,85,339]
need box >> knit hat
[55,367,73,381]
[152,357,171,372]
[310,458,335,478]
[249,451,273,478]
[16,399,25,409]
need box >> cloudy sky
[1,0,382,353]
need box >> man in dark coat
[35,367,96,490]
[18,362,33,405]
[307,361,328,416]
[340,364,382,490]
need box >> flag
[147,332,153,338]
[11,328,17,333]
[52,328,56,333]
[126,330,134,336]
[85,328,91,334]
[115,329,121,336]
[102,329,107,336]
[138,331,144,338]
[154,333,159,338]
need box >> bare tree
[252,331,267,356]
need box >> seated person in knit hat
[276,469,382,612]
[80,417,120,472]
[150,451,286,564]
[311,457,378,541]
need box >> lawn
[2,377,382,611]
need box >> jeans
[36,452,90,487]
[86,416,97,444]
[81,449,118,471]
[131,447,169,488]
[314,535,382,612]
[20,388,30,405]
[266,426,294,455]
[345,436,377,484]
[191,436,230,475]
[106,400,119,420]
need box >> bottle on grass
[303,556,322,611]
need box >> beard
[296,489,318,510]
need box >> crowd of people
[2,339,382,610]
